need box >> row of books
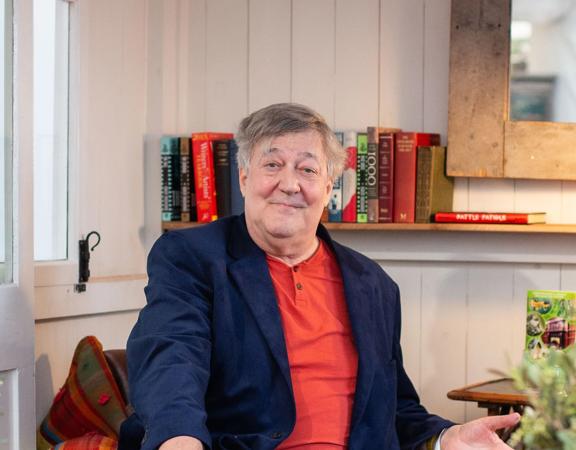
[327,129,453,223]
[161,130,546,226]
[161,133,243,223]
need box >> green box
[525,290,576,359]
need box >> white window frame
[34,0,78,288]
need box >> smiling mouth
[270,201,306,209]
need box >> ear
[239,167,248,197]
[323,178,334,207]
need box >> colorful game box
[525,290,576,359]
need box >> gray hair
[236,103,347,180]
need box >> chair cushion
[37,336,128,450]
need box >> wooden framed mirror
[447,0,576,180]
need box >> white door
[0,0,36,448]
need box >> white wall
[34,0,576,426]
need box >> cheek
[245,177,276,199]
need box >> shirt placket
[292,265,307,306]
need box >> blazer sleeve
[390,281,455,449]
[126,231,214,450]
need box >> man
[121,104,519,450]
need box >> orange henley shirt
[266,239,358,450]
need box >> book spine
[213,139,232,218]
[434,212,533,224]
[192,138,218,223]
[160,136,172,222]
[229,139,244,216]
[328,131,344,222]
[168,137,181,221]
[366,127,379,223]
[393,132,417,223]
[428,146,453,221]
[356,132,368,223]
[415,147,433,223]
[378,132,394,223]
[180,137,192,222]
[342,131,358,223]
[328,175,343,222]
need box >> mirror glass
[510,0,576,122]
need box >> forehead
[254,130,326,160]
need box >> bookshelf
[162,221,576,234]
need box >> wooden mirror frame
[447,0,576,180]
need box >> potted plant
[509,346,576,449]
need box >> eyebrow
[262,147,319,162]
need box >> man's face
[240,130,333,245]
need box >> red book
[434,212,546,224]
[393,132,440,223]
[377,131,398,223]
[342,131,358,223]
[192,132,233,223]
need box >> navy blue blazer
[121,214,453,450]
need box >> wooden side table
[447,378,530,416]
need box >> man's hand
[159,436,204,450]
[441,413,521,449]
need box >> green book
[356,132,368,223]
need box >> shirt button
[296,282,303,290]
[293,266,299,272]
[271,431,284,439]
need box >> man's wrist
[434,427,450,450]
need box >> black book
[213,139,232,218]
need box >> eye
[301,167,318,175]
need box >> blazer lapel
[319,226,377,430]
[227,216,293,391]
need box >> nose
[277,167,301,194]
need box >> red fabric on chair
[52,432,117,450]
[37,336,128,450]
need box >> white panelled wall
[34,0,576,426]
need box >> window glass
[33,0,69,261]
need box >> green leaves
[509,347,576,449]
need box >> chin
[265,222,300,239]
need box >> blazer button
[270,431,284,439]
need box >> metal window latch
[74,231,101,293]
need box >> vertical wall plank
[422,0,450,141]
[379,0,424,130]
[292,0,336,125]
[185,0,207,131]
[465,263,516,420]
[176,0,190,131]
[560,265,576,291]
[452,178,470,210]
[561,181,576,223]
[467,179,515,212]
[78,0,148,276]
[419,264,467,421]
[205,0,249,131]
[145,0,164,133]
[334,0,379,130]
[248,0,291,112]
[382,262,422,391]
[160,0,180,132]
[514,180,562,222]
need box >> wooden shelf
[162,221,576,234]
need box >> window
[33,0,70,261]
